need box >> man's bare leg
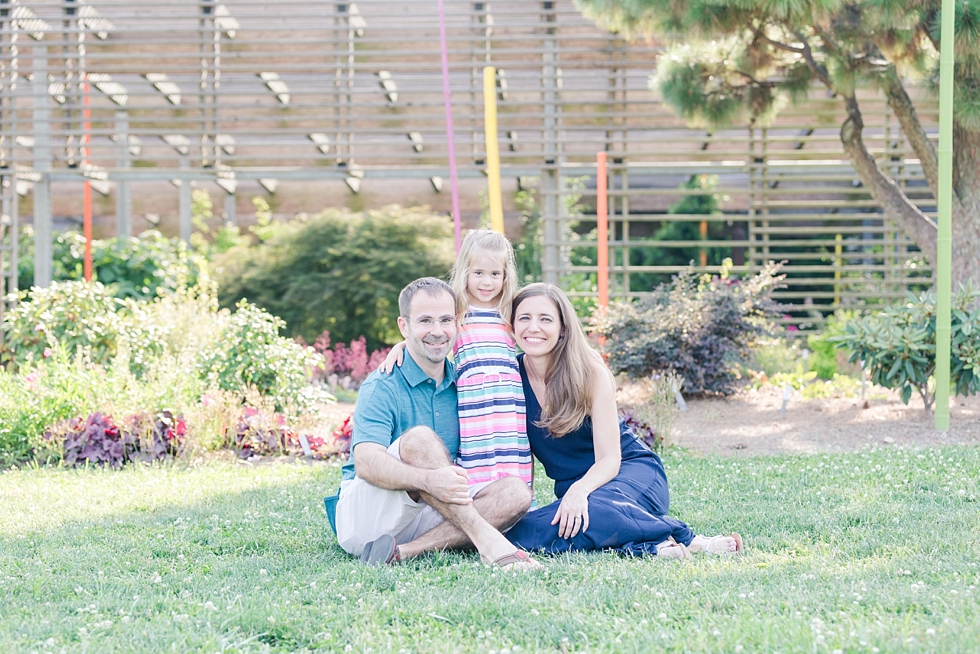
[395,428,535,565]
[397,475,530,559]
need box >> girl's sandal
[489,550,542,571]
[704,533,743,555]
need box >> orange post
[699,219,708,267]
[596,152,609,311]
[83,79,93,282]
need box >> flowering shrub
[2,281,123,366]
[595,263,785,395]
[124,410,187,462]
[0,281,166,376]
[301,331,390,389]
[235,407,350,460]
[235,407,292,457]
[45,410,186,468]
[330,414,353,455]
[620,410,662,452]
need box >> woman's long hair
[512,283,594,437]
[449,229,519,324]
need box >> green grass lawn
[1,446,978,653]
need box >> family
[333,230,742,570]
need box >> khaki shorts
[336,438,476,557]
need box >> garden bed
[655,386,980,456]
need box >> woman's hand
[552,483,590,539]
[379,341,406,374]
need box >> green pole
[935,0,954,431]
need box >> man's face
[397,290,457,366]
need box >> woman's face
[513,294,562,357]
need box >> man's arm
[354,442,473,505]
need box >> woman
[505,284,742,558]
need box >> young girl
[384,229,532,495]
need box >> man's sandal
[703,533,743,555]
[360,534,400,567]
[488,550,541,571]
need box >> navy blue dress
[506,355,694,556]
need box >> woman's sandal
[488,550,542,571]
[656,537,690,560]
[703,533,743,555]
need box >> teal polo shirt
[341,352,459,481]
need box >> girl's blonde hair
[511,283,594,437]
[450,229,519,323]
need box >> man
[335,277,538,570]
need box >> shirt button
[435,412,440,417]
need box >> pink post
[438,0,463,252]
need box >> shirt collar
[401,350,456,388]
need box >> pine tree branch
[839,93,938,264]
[790,30,833,89]
[754,32,804,55]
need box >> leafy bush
[0,280,165,373]
[214,205,455,350]
[596,263,785,395]
[806,312,860,380]
[2,281,125,366]
[629,175,733,291]
[747,337,802,377]
[197,300,329,413]
[832,288,980,411]
[0,354,94,463]
[17,227,205,300]
[0,282,334,463]
[44,410,186,468]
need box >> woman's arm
[552,350,622,538]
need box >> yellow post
[483,66,504,234]
[834,233,842,307]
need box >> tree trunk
[839,95,939,260]
[949,125,980,291]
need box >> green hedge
[213,205,455,350]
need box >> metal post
[178,155,192,242]
[115,111,131,238]
[33,47,52,287]
[935,0,955,430]
[199,0,214,167]
[224,192,236,227]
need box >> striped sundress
[454,307,532,493]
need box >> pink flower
[42,348,53,358]
[25,372,39,392]
[35,324,45,332]
[200,393,214,407]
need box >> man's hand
[423,466,472,505]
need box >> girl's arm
[551,349,622,539]
[379,341,406,374]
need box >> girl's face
[513,294,562,357]
[466,252,506,309]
